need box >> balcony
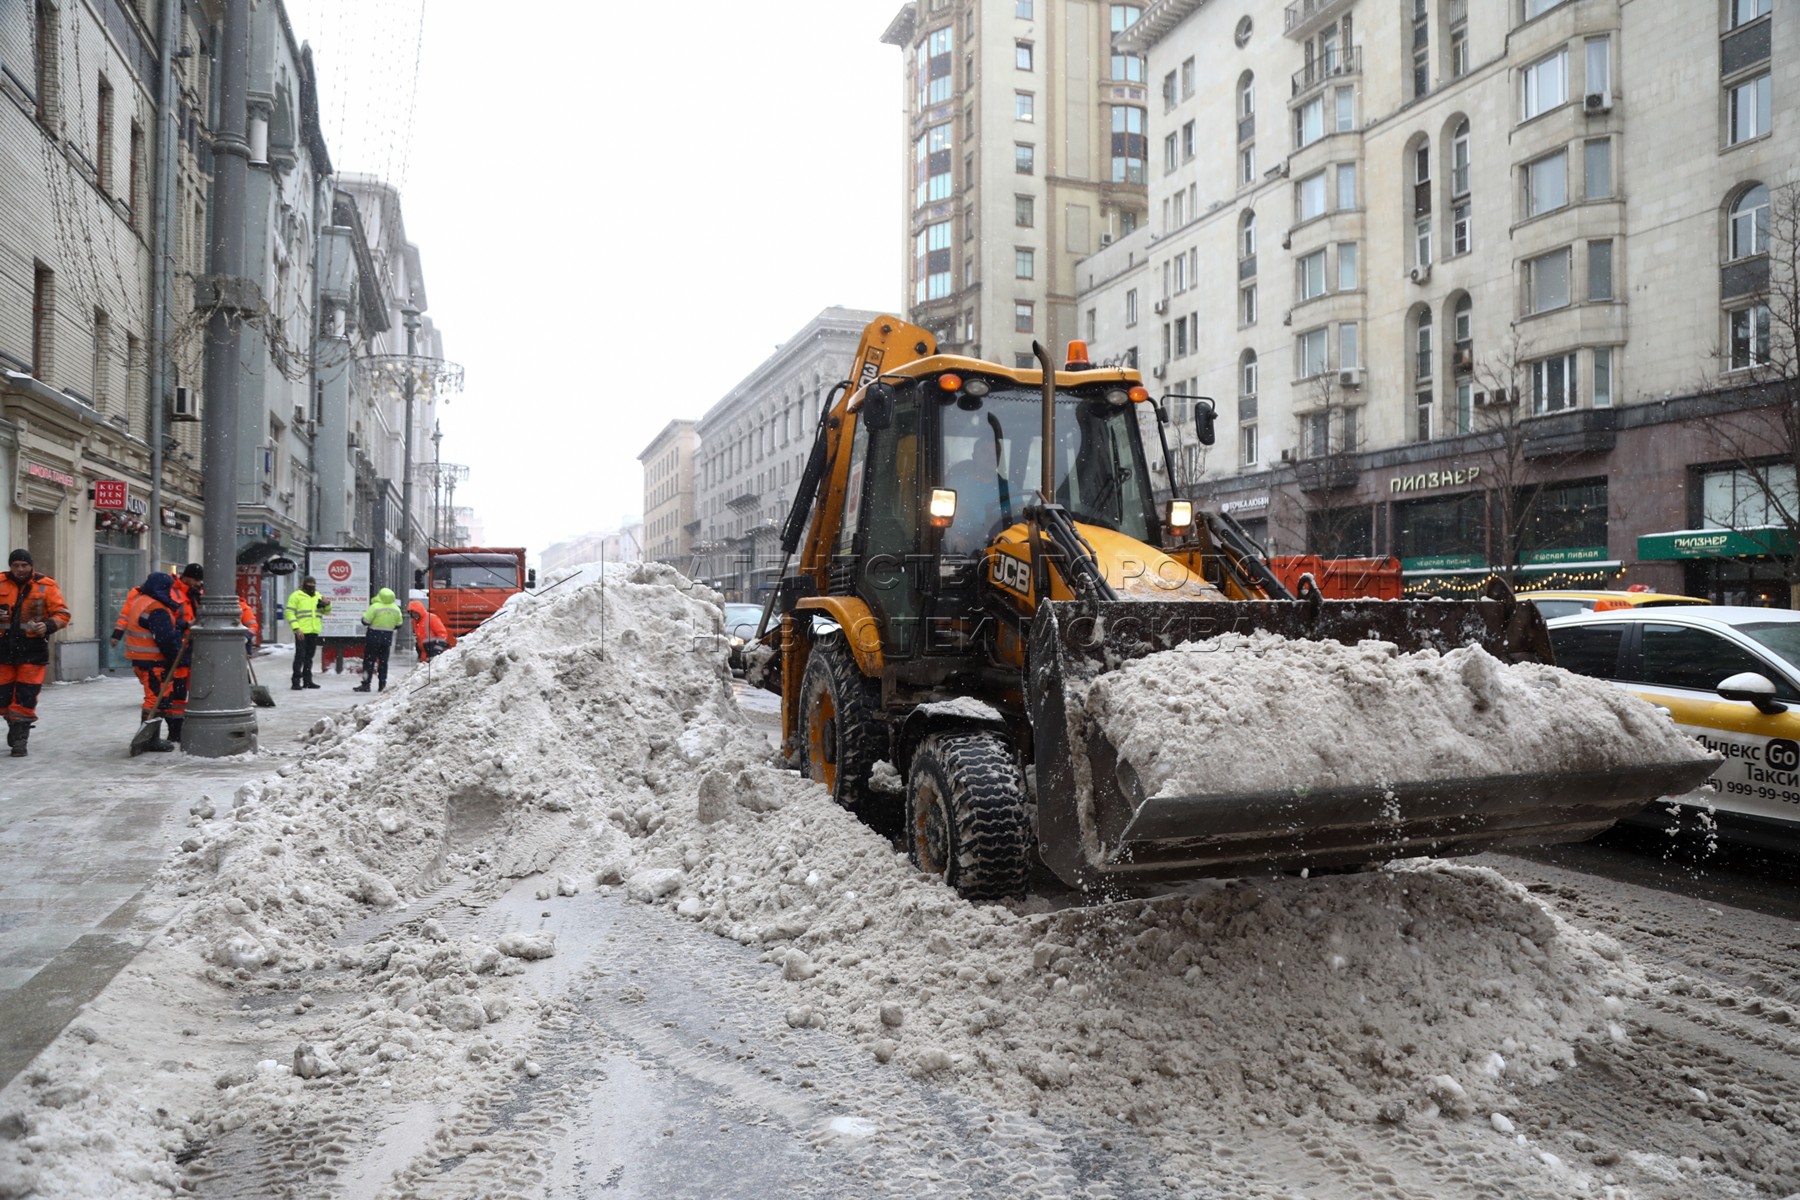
[1284,0,1351,40]
[1291,45,1360,99]
[1523,408,1618,460]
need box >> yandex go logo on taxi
[1694,734,1800,784]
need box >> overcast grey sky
[286,1,903,555]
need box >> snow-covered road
[1,564,1795,1199]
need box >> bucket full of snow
[1026,599,1721,889]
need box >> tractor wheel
[800,636,881,811]
[906,730,1031,900]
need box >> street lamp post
[185,0,256,757]
[398,309,420,594]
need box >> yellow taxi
[1546,606,1800,847]
[1521,587,1709,620]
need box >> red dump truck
[421,547,535,641]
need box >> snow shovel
[129,659,181,757]
[247,656,275,708]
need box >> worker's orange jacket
[0,572,70,666]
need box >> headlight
[730,636,745,647]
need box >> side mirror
[862,382,896,431]
[526,568,537,589]
[1194,399,1216,447]
[1717,671,1787,715]
[412,568,424,590]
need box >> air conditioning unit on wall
[1584,92,1611,114]
[1338,369,1362,389]
[169,386,197,421]
[1153,298,1169,314]
[1152,365,1167,379]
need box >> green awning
[1637,526,1796,560]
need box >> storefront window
[1703,465,1796,530]
[1395,491,1485,564]
[1306,505,1373,558]
[1515,478,1607,563]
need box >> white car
[1546,606,1800,848]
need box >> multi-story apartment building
[1083,0,1798,603]
[694,307,881,599]
[336,174,447,595]
[0,0,215,676]
[638,419,696,567]
[884,0,1150,367]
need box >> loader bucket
[1026,599,1721,890]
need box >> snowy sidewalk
[0,649,427,1087]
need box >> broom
[247,653,275,708]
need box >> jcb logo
[990,554,1031,597]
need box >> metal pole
[185,0,256,756]
[430,419,443,544]
[148,0,180,569]
[399,309,420,595]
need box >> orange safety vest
[122,590,178,663]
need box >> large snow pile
[1084,633,1711,799]
[0,564,1660,1196]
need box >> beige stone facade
[1079,0,1799,600]
[884,0,1151,367]
[637,420,696,567]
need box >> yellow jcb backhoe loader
[746,316,1716,899]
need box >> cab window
[1531,599,1588,620]
[1633,623,1797,698]
[1547,624,1624,678]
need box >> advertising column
[306,547,372,674]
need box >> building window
[1086,308,1097,342]
[1455,380,1473,433]
[1298,327,1328,377]
[1298,248,1327,301]
[1411,0,1430,99]
[1583,138,1612,200]
[33,0,57,126]
[1163,133,1178,174]
[1126,288,1138,326]
[1332,86,1354,134]
[1524,149,1567,217]
[96,77,112,191]
[1729,303,1771,370]
[1240,72,1255,121]
[1587,239,1613,301]
[1416,218,1433,268]
[1016,0,1033,17]
[1015,195,1034,227]
[1181,56,1195,98]
[914,221,953,302]
[1107,106,1144,184]
[1241,423,1259,467]
[1452,202,1472,255]
[1112,50,1145,82]
[1337,242,1359,290]
[1592,347,1614,407]
[1729,183,1770,260]
[1415,391,1434,443]
[1111,5,1142,31]
[1730,0,1771,28]
[1524,248,1571,314]
[1531,353,1578,413]
[1295,96,1324,149]
[1016,41,1034,70]
[1240,210,1257,260]
[1016,92,1034,122]
[1450,120,1471,196]
[1585,36,1610,103]
[1162,70,1177,111]
[1303,411,1331,457]
[915,123,953,206]
[31,264,56,381]
[1453,294,1474,362]
[1015,247,1035,279]
[1242,350,1259,397]
[1526,0,1568,17]
[1239,145,1257,186]
[1241,284,1258,326]
[1415,307,1434,382]
[919,27,954,107]
[1450,6,1470,79]
[92,308,110,408]
[1728,74,1771,145]
[1523,49,1568,120]
[1297,170,1327,221]
[1335,162,1357,210]
[1016,143,1035,174]
[128,121,145,226]
[1340,320,1360,369]
[1016,302,1034,333]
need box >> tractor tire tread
[910,730,1031,900]
[802,635,882,810]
